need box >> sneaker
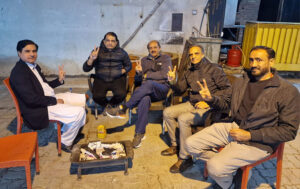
[106,104,127,119]
[132,133,146,148]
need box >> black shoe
[161,146,178,156]
[61,143,72,153]
[106,104,127,119]
[132,133,146,148]
[169,157,193,173]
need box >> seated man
[162,45,232,173]
[106,40,172,148]
[83,32,132,112]
[186,46,300,188]
[10,39,87,153]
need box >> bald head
[189,46,205,64]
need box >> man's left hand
[121,69,126,74]
[197,79,213,101]
[58,65,66,83]
[229,129,251,142]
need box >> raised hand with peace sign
[135,59,142,73]
[87,46,100,66]
[197,79,212,101]
[58,65,66,83]
[167,65,177,82]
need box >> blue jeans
[126,80,169,134]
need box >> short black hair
[147,40,161,49]
[100,32,120,49]
[16,39,38,52]
[250,46,275,59]
[189,45,204,53]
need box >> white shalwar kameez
[27,63,86,146]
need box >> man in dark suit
[10,39,86,152]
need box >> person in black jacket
[161,45,232,173]
[185,46,300,189]
[106,40,172,148]
[10,39,87,153]
[83,32,132,111]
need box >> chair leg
[276,161,282,189]
[241,166,251,189]
[161,120,165,135]
[129,109,132,125]
[95,103,98,120]
[35,139,40,174]
[25,163,32,189]
[57,122,62,156]
[203,162,208,180]
[276,153,284,188]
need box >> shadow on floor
[0,158,38,189]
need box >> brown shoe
[161,146,178,156]
[170,157,193,173]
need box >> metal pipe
[121,0,165,48]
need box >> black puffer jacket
[172,57,232,110]
[83,40,132,82]
[231,70,300,153]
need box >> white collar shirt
[25,62,56,97]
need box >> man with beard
[83,32,132,112]
[106,40,172,148]
[185,46,300,188]
[162,45,232,173]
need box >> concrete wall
[0,0,208,76]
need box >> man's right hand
[57,99,64,104]
[87,46,100,65]
[167,65,176,82]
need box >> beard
[251,67,270,78]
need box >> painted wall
[0,0,208,76]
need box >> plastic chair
[204,143,285,189]
[3,78,62,156]
[0,132,39,189]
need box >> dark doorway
[257,0,280,21]
[258,0,300,22]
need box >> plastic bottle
[97,125,106,139]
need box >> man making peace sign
[186,46,300,188]
[162,45,232,173]
[106,40,172,148]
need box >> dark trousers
[92,75,127,107]
[126,80,169,134]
